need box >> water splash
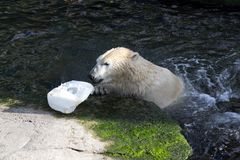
[163,55,240,107]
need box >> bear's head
[89,47,139,84]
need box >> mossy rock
[68,96,192,160]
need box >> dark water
[0,0,240,159]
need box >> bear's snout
[88,73,94,81]
[88,73,103,84]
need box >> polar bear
[88,47,183,108]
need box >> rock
[5,150,109,160]
[72,96,193,160]
[0,106,111,160]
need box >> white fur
[91,47,184,108]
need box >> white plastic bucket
[47,80,94,114]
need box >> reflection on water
[0,0,240,159]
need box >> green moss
[0,91,49,109]
[70,96,192,160]
[0,97,22,106]
[92,120,190,159]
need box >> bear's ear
[131,52,139,61]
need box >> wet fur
[92,47,183,108]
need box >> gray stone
[0,106,111,160]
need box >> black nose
[88,74,94,81]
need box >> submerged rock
[168,101,240,160]
[202,112,240,159]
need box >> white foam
[217,91,232,102]
[198,93,216,107]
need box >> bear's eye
[103,62,109,66]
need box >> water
[0,0,240,159]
